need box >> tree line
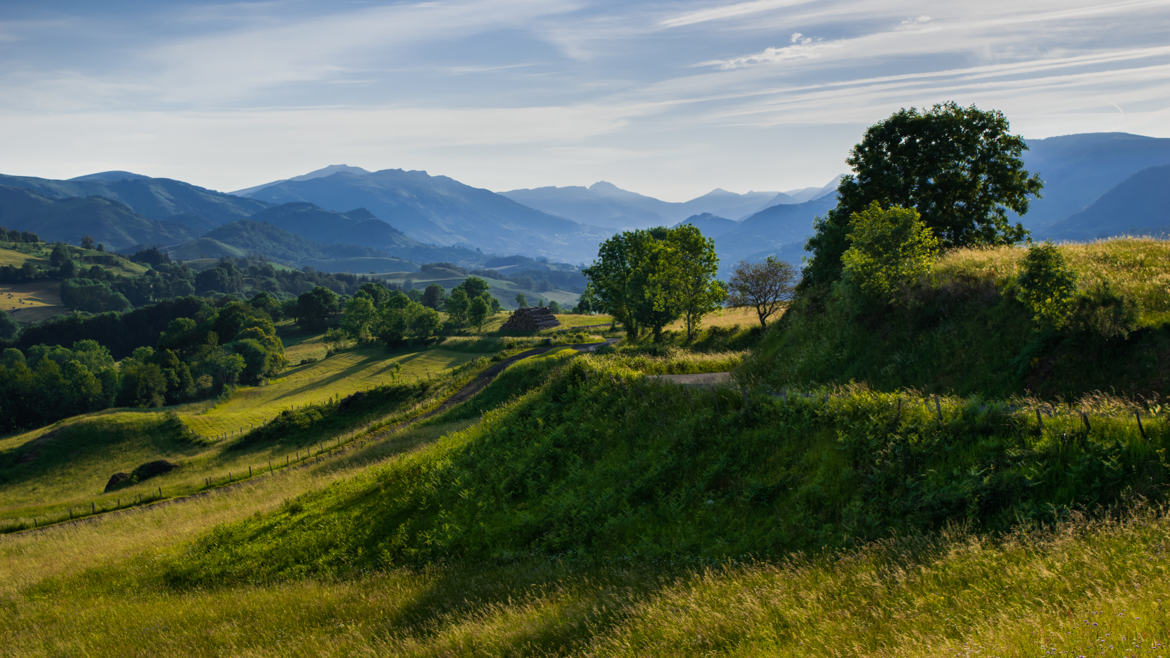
[0,297,284,432]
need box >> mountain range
[1,131,1168,279]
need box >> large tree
[803,102,1042,289]
[584,225,722,340]
[728,257,796,328]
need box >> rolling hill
[0,185,193,249]
[0,171,266,233]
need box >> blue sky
[2,0,1169,200]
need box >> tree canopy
[804,102,1042,289]
[584,225,723,340]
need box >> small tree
[728,257,796,328]
[445,287,470,325]
[515,293,527,308]
[421,284,445,310]
[1016,242,1077,329]
[840,203,940,305]
[468,296,489,332]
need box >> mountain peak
[296,164,370,179]
[588,181,623,193]
[69,171,150,183]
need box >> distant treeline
[0,297,284,433]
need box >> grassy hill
[744,238,1170,399]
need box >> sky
[2,0,1169,201]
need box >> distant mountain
[676,213,739,238]
[167,220,407,268]
[502,182,671,231]
[1048,164,1170,240]
[677,189,781,221]
[236,168,604,263]
[248,202,417,251]
[0,171,266,233]
[233,165,371,197]
[1022,133,1170,232]
[501,181,780,231]
[712,191,839,273]
[0,185,193,249]
[773,177,843,205]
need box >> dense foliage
[804,102,1042,289]
[0,299,284,432]
[585,225,724,340]
[840,203,940,306]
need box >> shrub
[1015,242,1077,329]
[840,203,940,306]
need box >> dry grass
[0,281,62,313]
[0,247,36,267]
[935,237,1170,315]
[666,306,764,332]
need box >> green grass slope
[164,356,1168,585]
[744,238,1170,399]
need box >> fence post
[91,501,95,514]
[249,465,252,477]
[934,397,943,427]
[1081,412,1091,434]
[1035,408,1043,432]
[157,487,162,498]
[1135,411,1147,440]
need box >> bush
[1015,242,1077,329]
[1069,282,1139,339]
[840,203,940,306]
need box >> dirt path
[647,372,733,387]
[5,339,618,536]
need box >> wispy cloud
[659,0,816,29]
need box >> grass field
[0,365,1167,655]
[665,306,762,332]
[181,345,478,438]
[0,281,64,324]
[0,246,38,267]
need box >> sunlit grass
[180,346,477,439]
[935,237,1170,318]
[0,246,37,267]
[0,281,62,312]
[665,306,764,332]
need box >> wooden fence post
[1081,412,1091,433]
[1035,408,1043,431]
[1135,411,1147,440]
[934,397,943,427]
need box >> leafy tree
[81,235,95,250]
[341,295,378,342]
[421,284,446,310]
[445,287,470,325]
[1015,242,1077,329]
[294,286,339,331]
[728,257,796,328]
[669,224,726,340]
[0,310,18,341]
[49,243,71,268]
[547,300,561,314]
[840,203,940,306]
[515,293,527,308]
[585,225,722,340]
[804,102,1042,288]
[459,277,490,300]
[468,296,489,332]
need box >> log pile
[501,306,560,333]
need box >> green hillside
[744,238,1170,399]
